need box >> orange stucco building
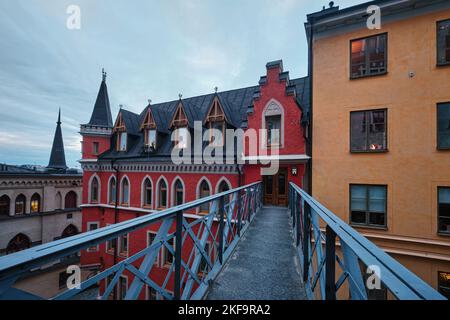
[308,0,450,297]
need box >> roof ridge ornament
[178,93,183,100]
[214,86,218,94]
[102,68,107,82]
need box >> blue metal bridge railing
[0,182,262,300]
[289,182,446,300]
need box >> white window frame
[146,230,160,267]
[119,233,129,257]
[87,222,100,252]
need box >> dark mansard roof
[98,64,310,162]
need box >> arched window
[7,233,31,254]
[55,192,62,210]
[15,194,26,215]
[218,180,231,208]
[61,224,79,239]
[65,191,77,209]
[158,179,168,209]
[121,178,130,206]
[90,177,99,203]
[199,180,211,214]
[30,193,41,213]
[0,195,10,216]
[263,100,284,148]
[109,177,117,204]
[143,178,152,208]
[174,179,184,206]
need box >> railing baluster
[174,211,183,300]
[303,202,311,283]
[218,196,225,264]
[325,225,337,300]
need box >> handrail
[0,181,262,300]
[289,182,446,300]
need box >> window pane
[266,115,281,146]
[351,34,387,78]
[350,112,367,151]
[120,132,127,151]
[351,185,367,211]
[368,186,386,212]
[438,272,450,299]
[439,188,450,233]
[369,211,385,226]
[438,103,450,149]
[148,130,156,147]
[437,20,450,65]
[367,110,387,151]
[351,211,367,224]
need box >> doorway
[263,168,288,206]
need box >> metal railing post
[218,196,225,264]
[174,211,183,300]
[246,189,252,222]
[237,192,243,237]
[325,225,337,300]
[296,197,301,247]
[303,202,311,282]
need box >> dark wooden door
[263,168,288,207]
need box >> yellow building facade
[309,0,450,296]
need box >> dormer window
[205,96,226,147]
[114,113,127,152]
[176,127,189,149]
[170,102,189,149]
[141,108,158,149]
[119,132,127,151]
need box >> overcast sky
[0,0,363,168]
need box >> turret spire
[87,68,113,127]
[48,109,67,170]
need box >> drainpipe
[306,17,314,196]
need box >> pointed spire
[48,109,67,170]
[57,107,61,124]
[87,68,113,127]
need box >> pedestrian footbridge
[0,182,445,300]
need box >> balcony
[0,182,446,300]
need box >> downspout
[306,17,314,196]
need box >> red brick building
[79,61,310,299]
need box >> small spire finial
[214,86,218,93]
[148,99,152,105]
[57,108,61,124]
[178,93,183,100]
[102,68,107,81]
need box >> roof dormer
[205,95,227,147]
[113,112,127,152]
[169,100,188,129]
[141,106,158,149]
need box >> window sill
[436,62,450,68]
[350,223,388,231]
[119,252,128,258]
[438,232,450,237]
[437,146,450,151]
[350,71,388,80]
[143,205,152,209]
[121,203,129,207]
[350,149,389,154]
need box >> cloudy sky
[0,0,363,168]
